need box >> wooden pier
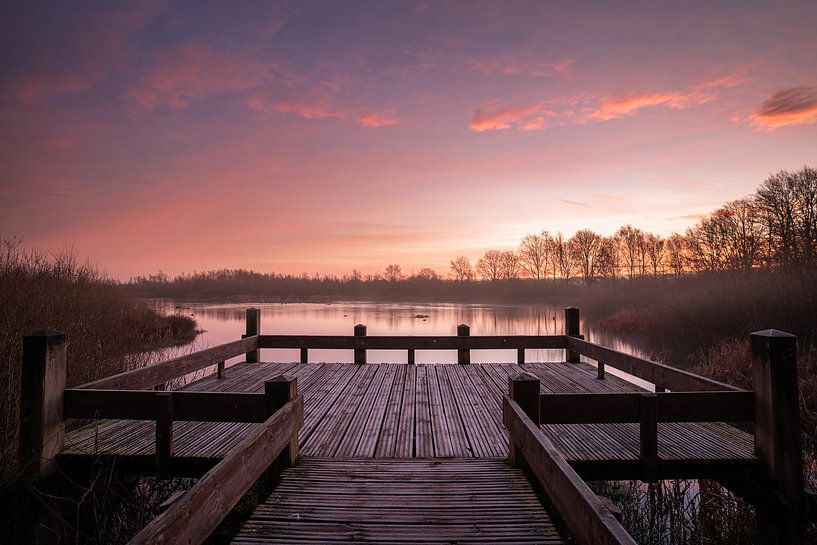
[17,308,812,544]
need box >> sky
[1,1,816,279]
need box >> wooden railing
[128,376,302,545]
[503,378,637,545]
[64,376,296,474]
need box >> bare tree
[500,250,521,279]
[519,233,550,281]
[595,236,619,281]
[550,232,573,282]
[414,267,440,280]
[664,233,686,277]
[449,256,475,281]
[569,229,601,284]
[476,250,503,281]
[616,225,645,278]
[644,233,665,276]
[384,264,403,282]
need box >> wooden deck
[62,361,758,479]
[233,458,563,544]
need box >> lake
[151,300,655,388]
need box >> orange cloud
[589,74,744,120]
[359,111,400,128]
[126,44,274,113]
[750,86,817,130]
[469,102,551,132]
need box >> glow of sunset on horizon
[1,1,816,279]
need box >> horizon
[2,1,817,279]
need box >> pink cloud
[750,86,817,130]
[359,111,401,128]
[246,91,345,120]
[469,102,551,132]
[126,44,275,113]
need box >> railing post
[265,376,299,486]
[639,393,658,482]
[508,372,540,466]
[565,307,580,363]
[517,348,525,365]
[20,332,66,481]
[751,329,804,544]
[300,348,308,364]
[457,324,470,364]
[354,324,367,364]
[245,307,260,363]
[155,391,173,475]
[217,361,225,379]
[408,348,415,365]
[597,360,605,380]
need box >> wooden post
[517,348,525,365]
[639,393,658,483]
[155,392,173,475]
[565,307,580,363]
[751,329,804,544]
[245,307,260,363]
[508,372,540,466]
[354,324,366,364]
[265,376,298,486]
[300,348,308,364]
[408,348,415,365]
[20,332,66,481]
[217,361,225,379]
[457,324,470,364]
[597,360,605,380]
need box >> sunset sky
[2,1,816,279]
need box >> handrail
[538,391,755,424]
[567,336,741,391]
[503,395,637,545]
[64,389,269,422]
[78,335,259,390]
[128,394,303,545]
[259,334,567,350]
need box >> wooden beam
[258,334,568,350]
[538,391,754,424]
[64,390,268,422]
[300,347,308,364]
[503,396,637,545]
[128,396,303,545]
[751,329,804,544]
[407,348,415,365]
[20,331,66,480]
[639,393,658,483]
[245,308,260,363]
[155,392,173,475]
[354,324,367,364]
[567,336,740,392]
[565,307,580,363]
[508,372,539,467]
[78,336,258,390]
[457,324,470,364]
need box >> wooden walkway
[233,458,563,544]
[62,361,757,479]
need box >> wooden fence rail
[504,381,636,545]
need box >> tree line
[128,166,816,296]
[451,166,817,284]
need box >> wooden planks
[62,362,759,480]
[232,458,564,544]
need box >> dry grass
[0,239,195,493]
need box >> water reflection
[149,300,655,387]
